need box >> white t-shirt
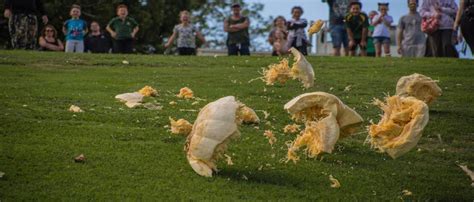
[372,14,393,38]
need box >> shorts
[350,38,367,51]
[178,47,196,55]
[373,36,391,44]
[330,24,348,49]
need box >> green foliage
[0,51,473,200]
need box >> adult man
[3,0,48,49]
[85,21,112,53]
[224,3,250,56]
[397,0,426,57]
[323,0,358,56]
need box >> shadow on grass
[216,167,307,188]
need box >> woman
[420,0,458,57]
[268,16,288,56]
[39,25,64,51]
[454,0,474,54]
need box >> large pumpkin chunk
[284,92,363,163]
[368,95,429,159]
[396,73,442,104]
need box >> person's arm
[420,1,436,18]
[164,31,177,48]
[106,22,117,39]
[224,18,239,33]
[372,14,381,26]
[39,37,62,51]
[268,31,275,45]
[361,27,368,46]
[62,21,68,35]
[287,19,308,30]
[196,31,206,46]
[83,21,88,35]
[441,1,458,16]
[397,18,404,55]
[131,26,139,38]
[383,16,393,27]
[454,0,465,29]
[57,39,64,51]
[231,17,250,30]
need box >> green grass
[0,50,473,200]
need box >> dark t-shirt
[226,16,250,45]
[4,0,45,15]
[107,16,138,40]
[84,33,112,53]
[344,13,369,39]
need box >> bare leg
[375,43,382,57]
[383,43,391,57]
[333,47,341,56]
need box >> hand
[453,23,459,31]
[4,9,12,18]
[131,33,136,39]
[360,40,367,48]
[349,40,356,49]
[110,32,117,39]
[42,15,48,24]
[397,47,402,55]
[229,25,236,29]
[164,43,170,49]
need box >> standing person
[287,6,309,55]
[372,3,393,57]
[367,10,378,57]
[84,21,112,53]
[397,0,426,57]
[454,0,474,54]
[164,10,206,56]
[62,4,87,53]
[420,0,458,57]
[224,3,250,56]
[106,4,139,54]
[38,24,64,51]
[268,16,288,56]
[345,1,369,56]
[3,0,48,49]
[323,0,358,56]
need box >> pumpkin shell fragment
[185,96,241,177]
[396,73,442,104]
[289,47,315,88]
[368,95,429,159]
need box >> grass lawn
[0,50,473,200]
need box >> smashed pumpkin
[138,86,158,97]
[185,96,253,177]
[289,48,315,88]
[169,117,193,136]
[308,20,325,35]
[177,87,194,99]
[368,95,429,159]
[262,58,291,86]
[284,92,363,163]
[396,73,442,104]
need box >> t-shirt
[64,18,87,41]
[173,24,197,48]
[398,13,426,46]
[107,16,139,40]
[372,14,393,38]
[326,0,357,26]
[344,13,369,39]
[84,33,112,53]
[226,16,250,45]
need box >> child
[62,4,87,53]
[367,10,378,57]
[106,4,139,54]
[287,6,309,55]
[164,10,206,55]
[344,2,369,56]
[371,3,393,57]
[268,16,288,56]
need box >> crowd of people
[3,0,474,57]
